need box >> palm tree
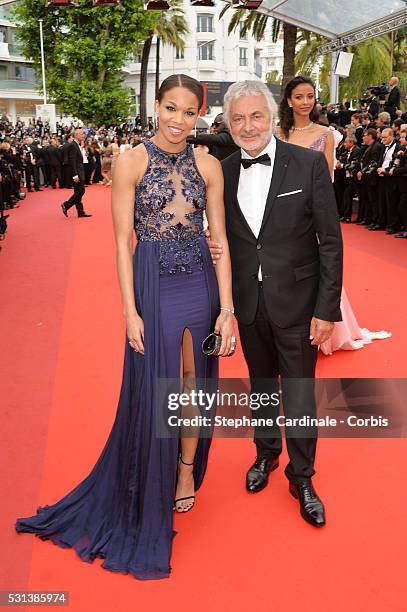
[218,2,298,93]
[295,32,400,103]
[139,0,189,127]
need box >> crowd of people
[1,75,407,246]
[332,112,407,238]
[0,115,156,245]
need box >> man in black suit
[384,77,401,123]
[208,81,343,527]
[338,135,361,222]
[47,138,62,189]
[356,129,383,227]
[60,134,73,189]
[375,127,402,233]
[61,128,92,218]
[366,90,380,119]
[22,136,42,192]
[186,113,239,161]
[390,128,407,238]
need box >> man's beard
[232,127,273,153]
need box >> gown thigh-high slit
[15,139,219,580]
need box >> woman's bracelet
[220,307,235,314]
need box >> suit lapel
[227,151,257,240]
[258,138,290,236]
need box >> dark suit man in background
[376,127,402,232]
[186,113,239,161]
[390,128,407,238]
[356,129,383,226]
[338,135,361,222]
[366,90,380,119]
[61,128,92,218]
[61,134,73,189]
[47,138,62,189]
[384,76,401,123]
[22,136,42,192]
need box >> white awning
[258,0,407,41]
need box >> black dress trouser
[65,180,86,215]
[238,284,318,484]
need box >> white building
[1,0,269,126]
[259,25,284,87]
[123,0,265,125]
[0,0,42,123]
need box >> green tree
[13,0,157,124]
[218,3,297,93]
[295,28,407,104]
[139,0,188,127]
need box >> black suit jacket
[66,140,85,181]
[187,129,239,161]
[343,145,361,176]
[360,141,384,186]
[391,147,407,193]
[47,145,62,167]
[221,138,343,328]
[367,98,380,118]
[385,87,400,116]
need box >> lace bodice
[135,139,207,275]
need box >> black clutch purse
[202,332,222,356]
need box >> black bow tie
[241,153,271,169]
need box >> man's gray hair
[223,80,274,127]
[378,111,391,124]
[346,134,357,144]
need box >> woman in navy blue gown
[15,74,235,580]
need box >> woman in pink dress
[278,76,391,354]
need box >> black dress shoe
[78,211,92,218]
[289,480,326,527]
[35,188,43,192]
[344,218,351,223]
[385,228,398,235]
[61,203,68,217]
[394,232,407,238]
[246,456,279,493]
[369,224,385,231]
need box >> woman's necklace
[291,122,315,132]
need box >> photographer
[337,135,361,222]
[366,90,380,119]
[384,77,401,123]
[350,113,364,147]
[356,128,383,226]
[389,128,407,238]
[375,127,402,233]
[376,112,391,130]
[22,136,42,192]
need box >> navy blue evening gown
[15,139,219,580]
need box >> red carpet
[1,185,406,611]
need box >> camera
[367,84,389,100]
[364,161,378,176]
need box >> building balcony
[0,79,39,91]
[197,59,216,71]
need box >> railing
[0,79,39,90]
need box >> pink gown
[309,132,391,355]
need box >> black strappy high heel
[173,456,195,513]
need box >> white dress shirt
[381,140,397,170]
[238,136,276,280]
